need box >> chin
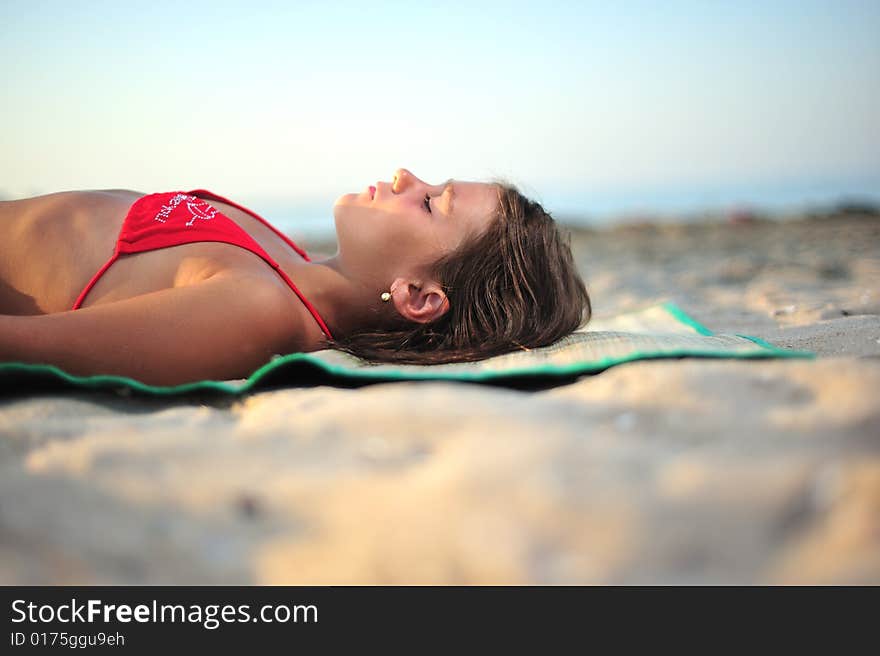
[333,192,356,208]
[333,194,355,220]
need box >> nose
[391,168,418,193]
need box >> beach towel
[0,301,814,397]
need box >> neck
[280,252,385,343]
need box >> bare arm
[0,273,304,386]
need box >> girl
[0,168,590,385]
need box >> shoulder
[208,270,326,355]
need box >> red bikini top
[71,189,334,341]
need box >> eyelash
[423,193,433,214]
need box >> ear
[388,277,450,324]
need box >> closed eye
[423,193,432,214]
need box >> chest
[0,190,306,315]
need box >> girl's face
[333,168,500,283]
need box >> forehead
[451,181,500,229]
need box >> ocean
[257,176,880,241]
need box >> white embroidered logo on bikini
[153,194,217,226]
[184,198,218,226]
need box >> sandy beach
[1,210,878,584]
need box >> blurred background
[1,0,878,239]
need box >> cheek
[423,222,459,254]
[334,205,437,259]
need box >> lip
[368,185,376,200]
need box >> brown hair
[323,180,591,364]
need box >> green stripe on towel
[0,301,814,396]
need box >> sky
[1,0,878,234]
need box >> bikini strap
[185,189,334,341]
[185,189,312,262]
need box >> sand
[1,211,878,584]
